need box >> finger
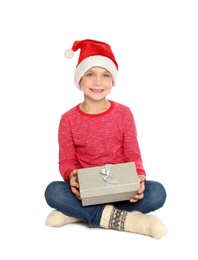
[73,170,78,176]
[130,192,144,202]
[71,187,80,197]
[130,198,138,203]
[70,183,78,189]
[70,179,79,188]
[135,193,144,199]
[138,185,145,194]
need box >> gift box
[77,162,140,206]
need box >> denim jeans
[44,180,166,228]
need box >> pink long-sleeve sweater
[58,100,146,182]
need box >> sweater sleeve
[122,108,146,176]
[58,114,81,182]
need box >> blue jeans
[44,180,166,228]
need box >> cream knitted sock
[100,205,168,239]
[45,210,81,227]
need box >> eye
[103,73,111,77]
[86,72,94,77]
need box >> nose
[93,76,102,85]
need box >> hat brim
[74,55,118,89]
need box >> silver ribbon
[100,164,117,184]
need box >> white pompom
[64,48,74,58]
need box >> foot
[45,210,81,227]
[100,205,168,239]
[125,211,168,239]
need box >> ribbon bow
[99,164,117,184]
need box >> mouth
[90,88,104,93]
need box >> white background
[0,0,197,259]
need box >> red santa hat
[64,39,118,89]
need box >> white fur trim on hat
[74,55,118,89]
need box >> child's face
[79,67,113,100]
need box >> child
[44,39,168,239]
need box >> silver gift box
[77,162,140,206]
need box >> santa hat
[64,39,118,89]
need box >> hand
[69,170,81,200]
[129,174,146,203]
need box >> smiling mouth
[90,88,104,92]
